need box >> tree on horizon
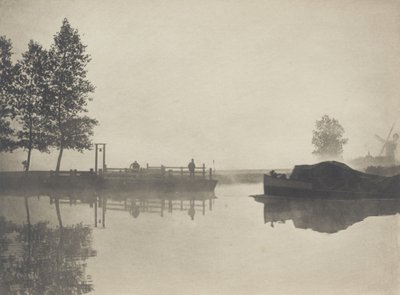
[312,115,348,159]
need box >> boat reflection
[0,197,96,294]
[254,196,400,233]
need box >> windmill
[374,121,396,157]
[375,121,399,165]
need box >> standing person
[22,160,28,171]
[130,161,140,172]
[188,159,196,178]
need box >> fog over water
[1,0,400,170]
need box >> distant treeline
[0,19,97,172]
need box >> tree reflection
[0,197,96,294]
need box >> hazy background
[1,0,400,170]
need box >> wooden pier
[0,163,217,194]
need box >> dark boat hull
[263,174,400,199]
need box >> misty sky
[1,0,400,170]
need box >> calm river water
[0,182,399,295]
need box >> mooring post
[161,165,165,177]
[161,200,165,217]
[102,197,107,228]
[209,197,212,211]
[94,197,98,227]
[202,200,205,215]
[103,144,106,172]
[146,163,149,170]
[168,200,172,213]
[95,144,98,174]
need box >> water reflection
[0,189,216,293]
[254,196,400,233]
[0,196,97,294]
[105,191,216,221]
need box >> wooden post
[102,144,106,172]
[146,163,149,170]
[209,197,212,210]
[202,200,205,215]
[94,197,98,227]
[95,144,98,174]
[161,165,165,177]
[202,164,205,178]
[102,197,106,228]
[168,200,172,213]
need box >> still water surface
[0,183,399,295]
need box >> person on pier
[130,161,140,173]
[188,159,196,178]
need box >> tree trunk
[26,147,32,172]
[55,146,64,173]
[25,196,32,258]
[26,114,33,172]
[55,198,63,228]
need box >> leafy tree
[14,41,53,171]
[312,115,348,158]
[46,19,97,172]
[0,36,17,152]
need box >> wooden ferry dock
[0,163,217,195]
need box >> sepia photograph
[0,0,399,294]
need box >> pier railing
[0,164,214,182]
[104,163,214,180]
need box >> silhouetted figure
[270,170,287,179]
[130,201,140,218]
[130,161,140,172]
[188,159,196,178]
[188,200,195,220]
[22,160,28,171]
